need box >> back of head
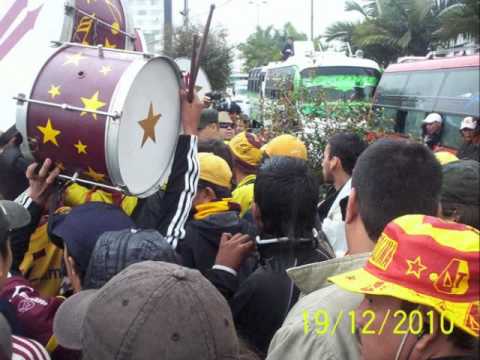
[198,152,233,198]
[328,133,367,175]
[84,229,181,289]
[229,132,263,174]
[54,261,239,359]
[198,139,234,171]
[441,160,480,229]
[352,139,442,240]
[263,134,307,160]
[199,108,219,129]
[254,157,318,238]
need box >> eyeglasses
[219,122,234,129]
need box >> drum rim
[17,45,66,163]
[105,55,183,198]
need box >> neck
[333,172,350,191]
[234,168,249,184]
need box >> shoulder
[11,335,51,360]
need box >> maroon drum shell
[26,45,137,186]
[71,0,129,49]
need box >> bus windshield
[300,66,380,101]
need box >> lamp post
[248,0,268,28]
[310,0,314,40]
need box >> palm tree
[434,0,480,42]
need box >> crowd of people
[0,90,479,360]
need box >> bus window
[441,114,463,149]
[301,66,380,101]
[435,68,480,116]
[375,73,409,108]
[403,111,425,140]
[402,70,445,111]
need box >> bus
[373,53,480,149]
[247,49,381,123]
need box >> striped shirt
[11,336,50,360]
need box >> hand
[26,158,61,205]
[180,89,203,136]
[215,233,255,272]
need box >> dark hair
[352,139,442,240]
[441,202,479,229]
[328,133,368,175]
[197,179,232,200]
[198,108,219,130]
[254,157,318,238]
[198,141,234,171]
[401,301,478,352]
[0,233,8,260]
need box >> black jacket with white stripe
[131,135,199,249]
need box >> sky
[172,0,361,44]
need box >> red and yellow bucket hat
[329,215,480,337]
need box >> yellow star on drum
[84,166,106,182]
[104,38,117,49]
[74,140,88,154]
[138,102,161,147]
[37,118,61,147]
[63,52,86,66]
[48,85,61,99]
[99,65,112,76]
[80,91,107,120]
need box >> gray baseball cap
[441,160,480,206]
[0,314,12,360]
[0,200,31,244]
[53,261,239,360]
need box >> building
[128,0,164,53]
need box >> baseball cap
[0,200,31,245]
[423,113,443,125]
[263,134,308,160]
[198,152,233,189]
[460,116,477,131]
[329,214,480,337]
[48,202,135,274]
[434,151,458,166]
[228,132,263,170]
[53,261,239,359]
[441,160,480,206]
[0,315,12,360]
[83,228,180,289]
[199,108,219,129]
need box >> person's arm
[132,90,203,249]
[10,160,60,272]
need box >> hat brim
[460,125,476,131]
[0,201,31,230]
[329,269,478,337]
[53,290,98,350]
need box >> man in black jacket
[216,157,335,355]
[176,153,256,281]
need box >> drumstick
[193,5,215,84]
[188,34,199,103]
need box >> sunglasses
[219,122,234,129]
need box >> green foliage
[166,24,234,91]
[238,22,308,72]
[325,0,476,66]
[260,87,394,173]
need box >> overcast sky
[172,0,361,45]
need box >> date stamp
[302,309,454,336]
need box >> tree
[166,24,234,91]
[435,0,480,42]
[238,23,308,72]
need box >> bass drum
[0,0,136,134]
[175,57,212,99]
[16,44,181,198]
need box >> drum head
[107,57,181,197]
[0,0,66,132]
[175,57,212,99]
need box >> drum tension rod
[50,41,154,59]
[58,173,124,193]
[64,4,136,40]
[14,94,122,121]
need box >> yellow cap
[263,134,308,160]
[435,151,459,166]
[228,132,263,169]
[198,153,233,189]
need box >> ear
[205,187,217,201]
[346,188,359,224]
[411,311,443,355]
[331,156,341,171]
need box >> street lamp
[248,0,268,28]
